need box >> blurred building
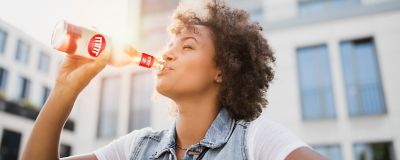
[0,18,74,159]
[260,0,400,159]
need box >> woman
[22,1,326,160]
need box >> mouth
[157,66,174,76]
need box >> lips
[157,65,174,76]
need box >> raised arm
[21,53,108,160]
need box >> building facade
[261,0,400,159]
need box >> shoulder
[133,127,167,139]
[286,147,327,160]
[113,127,162,147]
[246,115,310,160]
[247,115,296,141]
[135,127,170,143]
[93,127,167,160]
[248,115,288,132]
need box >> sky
[0,0,131,45]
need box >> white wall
[265,0,297,22]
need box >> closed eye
[183,45,194,50]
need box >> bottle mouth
[154,59,165,72]
[51,20,67,50]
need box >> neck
[174,89,220,149]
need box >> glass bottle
[51,20,164,71]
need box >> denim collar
[150,121,177,159]
[151,108,235,159]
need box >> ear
[214,70,222,83]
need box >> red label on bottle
[139,53,154,68]
[88,34,106,58]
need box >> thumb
[86,50,108,75]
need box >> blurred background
[0,0,399,159]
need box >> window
[16,76,31,100]
[97,76,120,138]
[41,86,50,106]
[298,0,360,15]
[297,44,336,120]
[0,67,8,91]
[340,38,386,116]
[0,129,22,160]
[38,52,51,73]
[354,142,396,160]
[15,39,30,64]
[129,72,153,131]
[0,28,7,54]
[313,144,342,160]
[59,144,72,158]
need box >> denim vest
[129,108,250,160]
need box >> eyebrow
[181,36,199,44]
[167,36,198,48]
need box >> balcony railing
[0,99,74,131]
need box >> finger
[95,49,110,66]
[64,54,104,77]
[89,55,107,74]
[65,54,94,64]
[76,62,105,83]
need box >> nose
[162,49,176,62]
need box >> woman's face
[156,25,221,100]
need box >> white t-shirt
[94,115,309,160]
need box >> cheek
[178,56,216,89]
[180,69,211,89]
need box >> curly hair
[168,0,275,121]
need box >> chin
[155,81,171,97]
[156,80,184,100]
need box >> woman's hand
[55,51,108,95]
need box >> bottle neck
[138,52,164,71]
[152,59,165,71]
